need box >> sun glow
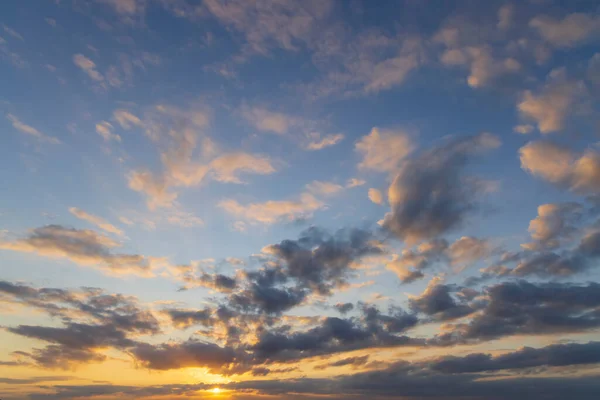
[211,387,221,394]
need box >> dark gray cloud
[334,302,354,314]
[383,133,500,244]
[409,281,479,321]
[0,225,152,274]
[266,227,382,295]
[130,340,247,375]
[434,280,600,343]
[0,376,73,384]
[252,304,419,362]
[314,355,369,370]
[1,281,160,369]
[164,308,213,328]
[430,341,600,373]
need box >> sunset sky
[1,0,600,399]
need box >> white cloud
[113,109,143,129]
[517,68,586,134]
[129,105,276,209]
[69,207,124,236]
[346,178,366,188]
[520,141,600,194]
[202,0,333,54]
[2,24,23,41]
[513,124,534,134]
[73,54,104,82]
[368,188,383,205]
[497,4,514,30]
[530,13,600,48]
[305,133,344,151]
[440,46,520,88]
[210,153,275,184]
[306,181,344,197]
[241,106,293,135]
[96,121,121,142]
[0,225,157,276]
[356,128,414,172]
[219,193,324,224]
[364,53,419,92]
[6,114,60,144]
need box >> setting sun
[212,387,221,394]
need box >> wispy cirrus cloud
[69,207,124,236]
[6,114,60,144]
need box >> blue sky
[1,1,600,399]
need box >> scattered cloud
[517,68,587,134]
[383,133,500,244]
[368,188,383,205]
[0,225,155,276]
[306,180,344,197]
[356,128,414,172]
[69,207,124,236]
[530,12,600,48]
[219,192,324,225]
[73,54,104,82]
[6,114,60,144]
[95,121,121,142]
[520,141,600,194]
[305,133,344,150]
[241,106,294,135]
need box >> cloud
[447,236,491,267]
[128,105,277,209]
[73,54,103,82]
[386,239,448,283]
[346,178,366,188]
[2,24,24,41]
[202,0,333,54]
[368,188,383,205]
[517,68,587,134]
[0,225,154,275]
[6,114,60,144]
[497,4,514,30]
[530,13,600,48]
[430,341,600,373]
[383,133,500,244]
[262,227,382,296]
[95,121,121,142]
[219,192,324,224]
[69,207,124,236]
[209,152,275,183]
[1,280,159,369]
[440,46,521,88]
[241,106,294,134]
[305,133,344,150]
[521,202,583,250]
[437,280,600,343]
[26,372,600,400]
[130,340,244,374]
[113,109,143,129]
[306,180,344,196]
[520,141,600,194]
[364,52,420,92]
[252,305,419,362]
[333,302,354,314]
[98,0,144,16]
[513,124,534,134]
[356,128,414,172]
[409,279,478,321]
[314,355,369,370]
[128,171,177,210]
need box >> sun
[211,387,221,394]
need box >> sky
[1,0,600,399]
